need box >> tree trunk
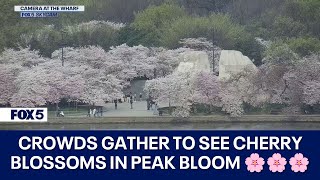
[212,29,215,73]
[169,99,172,115]
[55,103,59,117]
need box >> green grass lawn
[48,107,88,117]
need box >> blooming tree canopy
[0,65,18,105]
[0,48,46,68]
[192,72,220,107]
[0,41,319,118]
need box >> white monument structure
[175,51,211,74]
[174,50,256,79]
[157,51,210,108]
[156,50,257,108]
[218,50,257,79]
[174,50,257,79]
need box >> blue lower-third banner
[0,131,318,179]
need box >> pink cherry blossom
[245,153,265,173]
[267,153,287,172]
[289,153,309,172]
[193,72,221,106]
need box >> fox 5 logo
[0,108,47,122]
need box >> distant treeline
[0,0,319,63]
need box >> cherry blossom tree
[52,46,123,105]
[145,65,222,117]
[0,48,46,106]
[0,47,86,107]
[0,65,19,106]
[10,62,86,107]
[1,40,318,116]
[254,51,319,113]
[106,44,156,80]
[0,47,46,68]
[145,70,194,117]
[79,70,123,105]
[192,72,221,113]
[296,54,320,106]
[278,54,320,112]
[219,68,263,116]
[303,81,320,105]
[52,46,107,68]
[10,67,51,107]
[227,52,320,115]
[151,47,190,77]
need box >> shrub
[287,37,320,57]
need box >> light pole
[212,28,215,74]
[153,68,157,78]
[61,30,66,66]
[212,0,217,75]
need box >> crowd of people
[112,92,143,110]
[86,108,101,117]
[147,96,159,115]
[122,92,143,102]
[113,92,160,115]
[56,92,162,117]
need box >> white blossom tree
[0,65,19,106]
[0,48,46,106]
[52,46,123,105]
[0,47,46,68]
[192,72,220,106]
[1,41,319,117]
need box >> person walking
[93,108,97,117]
[59,110,65,117]
[128,92,132,103]
[139,93,142,101]
[114,99,118,109]
[130,96,133,109]
[153,103,159,115]
[87,108,91,117]
[124,95,127,103]
[127,94,130,103]
[56,107,61,117]
[147,96,151,110]
[96,109,100,117]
